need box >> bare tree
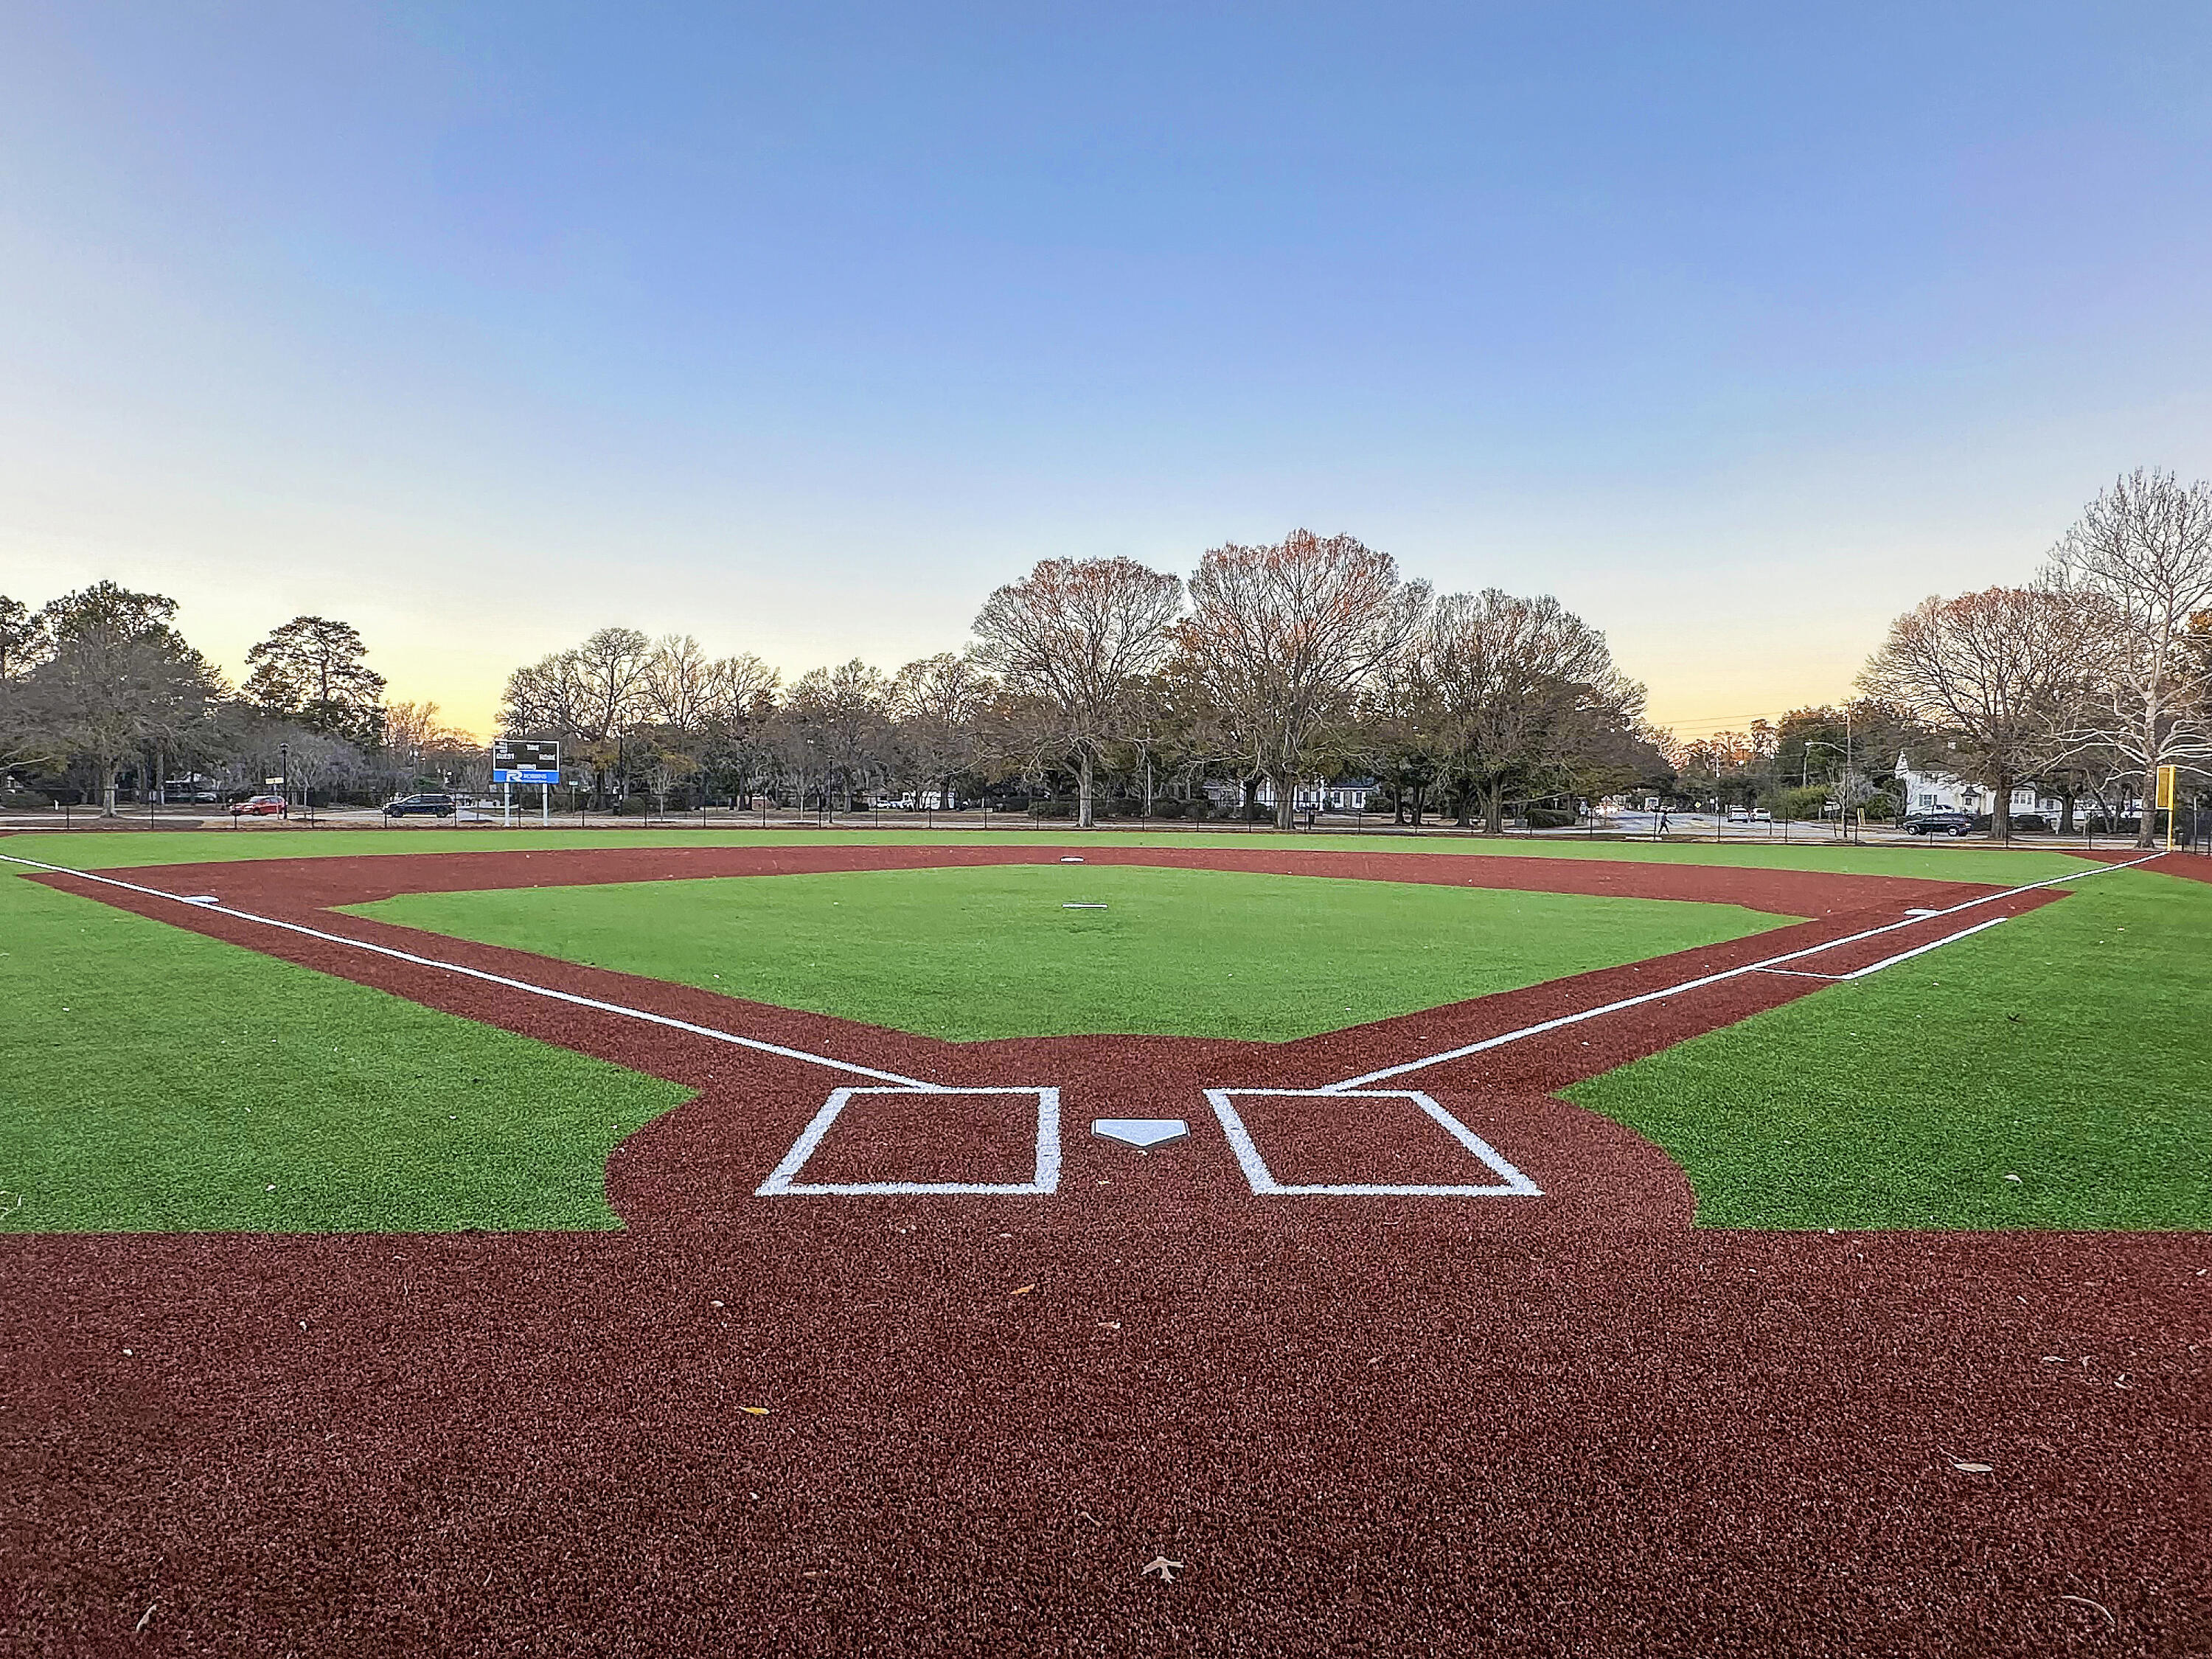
[382,700,480,796]
[890,652,993,809]
[570,627,654,742]
[499,651,588,741]
[1182,529,1429,828]
[970,557,1183,828]
[708,653,779,723]
[779,659,894,813]
[1421,588,1642,834]
[2045,469,2212,846]
[1860,585,2113,838]
[640,634,720,733]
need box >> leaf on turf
[1011,1284,1036,1295]
[1950,1460,1994,1474]
[740,1405,771,1416]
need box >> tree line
[0,587,476,812]
[496,530,1663,830]
[4,479,2205,843]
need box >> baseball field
[4,828,2206,1655]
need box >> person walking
[1654,803,1671,838]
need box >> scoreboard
[493,739,561,785]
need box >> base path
[7,846,2207,1657]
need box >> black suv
[1900,810,1973,838]
[383,793,458,818]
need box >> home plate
[1092,1119,1189,1149]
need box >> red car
[230,794,290,818]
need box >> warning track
[5,844,2207,1656]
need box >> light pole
[279,742,289,818]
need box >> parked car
[383,793,458,818]
[1901,810,1974,837]
[229,794,289,818]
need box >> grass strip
[1566,869,2212,1230]
[0,872,689,1234]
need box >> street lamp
[279,741,289,815]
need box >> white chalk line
[0,852,935,1090]
[1323,853,2168,1092]
[1753,915,2011,980]
[758,1087,1062,1197]
[1206,1089,1541,1198]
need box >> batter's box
[1205,1088,1541,1197]
[757,1087,1062,1197]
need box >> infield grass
[1568,866,2212,1230]
[0,871,689,1233]
[347,863,1790,1042]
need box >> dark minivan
[383,793,458,818]
[1900,810,1974,838]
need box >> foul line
[0,852,934,1090]
[1753,916,2010,980]
[1324,852,2168,1092]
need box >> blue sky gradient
[4,3,2209,734]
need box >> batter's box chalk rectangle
[1205,1089,1541,1198]
[757,1087,1062,1197]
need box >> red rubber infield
[7,845,2208,1657]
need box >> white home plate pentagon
[1092,1118,1189,1149]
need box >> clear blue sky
[4,3,2210,735]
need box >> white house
[1892,753,2135,818]
[1208,778,1377,813]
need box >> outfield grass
[1567,867,2212,1230]
[347,863,1789,1042]
[0,871,690,1233]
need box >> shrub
[1526,807,1579,829]
[1105,796,1144,819]
[1184,798,1216,820]
[1029,799,1075,819]
[1150,798,1186,819]
[1777,785,1832,821]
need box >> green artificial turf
[0,870,690,1234]
[0,826,2099,884]
[1567,868,2212,1230]
[349,863,1790,1042]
